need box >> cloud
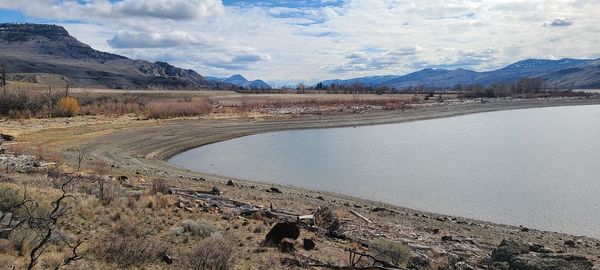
[1,0,599,84]
[543,18,573,27]
[324,46,422,73]
[114,0,224,20]
[0,0,224,21]
[108,31,210,48]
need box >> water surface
[170,105,600,237]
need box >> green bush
[370,238,412,267]
[180,219,216,238]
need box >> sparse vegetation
[183,237,235,270]
[181,219,216,238]
[56,96,81,117]
[369,238,412,267]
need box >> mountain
[318,58,600,90]
[0,23,221,89]
[206,74,271,90]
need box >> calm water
[170,105,600,238]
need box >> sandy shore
[8,97,600,268]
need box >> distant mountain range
[319,58,600,90]
[205,74,271,89]
[1,23,598,91]
[0,23,226,89]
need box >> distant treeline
[252,77,586,97]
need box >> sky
[0,0,599,86]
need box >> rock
[267,187,282,193]
[510,254,593,270]
[529,243,554,254]
[0,134,14,141]
[564,240,576,247]
[520,226,530,232]
[279,238,295,253]
[491,239,531,262]
[302,238,316,250]
[162,254,173,264]
[209,186,221,195]
[441,235,453,242]
[408,253,431,269]
[264,222,300,246]
[226,180,235,186]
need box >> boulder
[510,254,593,270]
[264,222,300,246]
[209,186,221,195]
[564,240,576,248]
[279,238,295,253]
[226,180,235,186]
[407,253,431,269]
[489,240,593,270]
[491,239,530,262]
[302,238,316,250]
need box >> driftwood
[282,249,405,270]
[171,188,315,221]
[349,209,373,224]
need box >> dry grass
[182,237,235,270]
[145,99,213,119]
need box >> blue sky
[1,0,599,86]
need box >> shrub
[145,99,212,119]
[181,219,216,238]
[150,179,170,195]
[369,238,412,267]
[183,237,235,270]
[93,234,167,267]
[56,96,80,117]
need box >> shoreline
[81,97,600,230]
[11,97,600,268]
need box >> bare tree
[76,147,87,172]
[27,178,81,270]
[1,64,6,95]
[1,178,83,270]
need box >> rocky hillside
[0,23,222,89]
[320,58,600,90]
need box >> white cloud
[1,0,599,84]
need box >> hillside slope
[0,23,221,89]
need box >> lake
[170,105,600,238]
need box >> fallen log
[349,209,373,224]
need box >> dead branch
[349,209,373,224]
[27,178,75,270]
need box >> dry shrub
[182,237,235,270]
[150,178,170,195]
[93,234,167,267]
[56,96,81,117]
[0,89,52,118]
[369,238,412,267]
[95,221,163,267]
[155,195,173,209]
[145,99,212,119]
[181,219,216,238]
[313,206,340,236]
